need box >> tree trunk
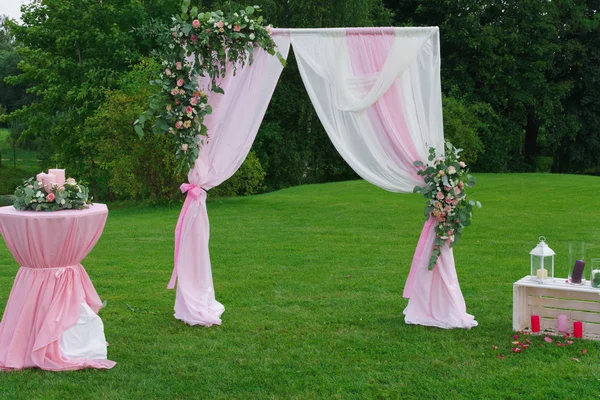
[524,105,539,166]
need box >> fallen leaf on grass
[572,358,580,362]
[581,349,588,355]
[544,336,553,343]
[497,355,505,359]
[525,339,532,344]
[513,334,519,340]
[511,348,521,353]
[511,341,520,345]
[492,345,498,350]
[567,340,574,345]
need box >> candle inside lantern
[571,260,585,284]
[573,321,583,338]
[531,315,540,333]
[36,172,46,183]
[557,314,568,332]
[536,268,548,280]
[48,169,65,187]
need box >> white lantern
[530,236,555,283]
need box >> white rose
[249,33,255,40]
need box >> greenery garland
[135,1,285,172]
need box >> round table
[0,204,115,371]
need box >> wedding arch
[141,8,478,330]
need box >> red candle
[574,321,583,338]
[531,315,541,332]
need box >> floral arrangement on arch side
[134,1,286,172]
[413,141,481,270]
[14,177,92,212]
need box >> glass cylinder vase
[590,259,600,289]
[568,242,585,282]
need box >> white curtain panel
[290,27,444,193]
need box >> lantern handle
[539,236,546,242]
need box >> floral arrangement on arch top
[134,1,286,172]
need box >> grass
[0,173,599,399]
[0,128,40,194]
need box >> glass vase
[568,242,585,282]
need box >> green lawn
[0,128,40,189]
[0,174,599,399]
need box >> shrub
[210,151,266,197]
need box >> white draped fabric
[288,27,444,192]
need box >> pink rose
[177,79,184,87]
[216,21,224,28]
[436,192,444,200]
[444,185,451,191]
[175,121,183,129]
[179,89,185,95]
[444,206,452,213]
[171,88,179,96]
[186,106,193,113]
[458,181,465,189]
[181,143,189,152]
[192,19,200,29]
[454,187,460,195]
[191,35,197,42]
[448,166,457,174]
[452,200,459,206]
[46,193,55,202]
[165,68,172,76]
[233,25,241,32]
[445,197,452,204]
[447,230,454,236]
[175,62,182,70]
[190,97,198,106]
[459,161,466,168]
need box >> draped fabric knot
[55,265,78,279]
[168,182,207,289]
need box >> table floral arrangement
[413,142,481,270]
[13,169,92,211]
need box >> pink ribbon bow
[168,183,206,289]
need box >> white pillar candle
[43,173,56,192]
[36,172,47,183]
[536,268,548,280]
[48,169,65,187]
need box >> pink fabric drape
[344,32,476,329]
[402,217,477,328]
[169,35,291,326]
[0,204,115,370]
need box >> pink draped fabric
[344,32,476,329]
[0,204,115,370]
[168,35,291,326]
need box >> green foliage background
[1,0,599,199]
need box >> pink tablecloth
[0,204,115,371]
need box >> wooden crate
[513,276,600,340]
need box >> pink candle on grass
[573,321,583,338]
[48,169,65,187]
[531,315,540,333]
[557,314,568,332]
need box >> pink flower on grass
[165,68,172,76]
[459,161,467,168]
[46,193,55,202]
[192,19,200,29]
[216,20,224,28]
[175,62,182,70]
[177,79,184,87]
[186,106,193,114]
[233,25,241,32]
[175,121,183,129]
[436,192,445,200]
